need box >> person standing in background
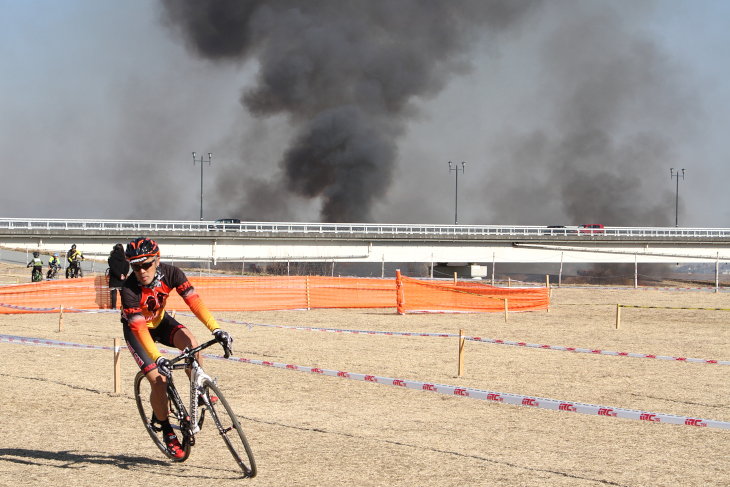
[108,243,129,309]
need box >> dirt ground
[2,287,730,486]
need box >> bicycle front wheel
[134,371,191,462]
[203,379,256,477]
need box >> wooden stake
[454,272,457,284]
[306,276,311,310]
[114,338,121,394]
[458,329,465,377]
[546,275,550,312]
[504,298,508,322]
[58,305,63,332]
[508,277,511,287]
[615,304,621,330]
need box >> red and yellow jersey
[121,262,219,361]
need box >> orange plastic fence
[0,275,549,314]
[398,275,550,313]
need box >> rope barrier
[3,304,727,366]
[1,333,726,430]
[618,304,730,311]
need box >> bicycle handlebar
[168,337,232,365]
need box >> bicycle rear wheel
[134,371,191,462]
[203,379,256,477]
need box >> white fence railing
[1,218,730,239]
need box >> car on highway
[209,218,241,231]
[544,225,578,235]
[578,224,605,234]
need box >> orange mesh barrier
[399,276,550,313]
[0,275,549,313]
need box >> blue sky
[1,0,729,227]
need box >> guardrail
[1,218,730,238]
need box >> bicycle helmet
[125,237,160,263]
[33,251,39,258]
[71,244,76,250]
[54,253,59,257]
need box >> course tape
[556,286,729,292]
[619,304,730,311]
[1,333,726,430]
[3,303,728,366]
[194,314,730,366]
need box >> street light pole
[448,161,465,225]
[193,152,212,221]
[670,167,685,227]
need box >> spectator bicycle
[31,268,43,282]
[66,256,84,278]
[47,264,61,280]
[133,338,256,477]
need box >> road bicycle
[133,338,257,477]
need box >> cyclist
[47,253,62,279]
[27,251,43,282]
[120,237,233,459]
[66,244,85,278]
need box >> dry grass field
[2,286,730,486]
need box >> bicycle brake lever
[223,345,231,359]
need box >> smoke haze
[1,1,726,227]
[160,0,541,222]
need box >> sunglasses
[131,259,156,272]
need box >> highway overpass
[2,218,730,268]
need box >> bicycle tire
[203,379,257,477]
[133,371,192,462]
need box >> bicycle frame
[166,339,219,438]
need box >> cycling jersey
[68,249,84,262]
[27,257,43,269]
[120,262,220,362]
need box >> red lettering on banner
[393,379,406,387]
[522,398,538,407]
[487,393,503,402]
[364,375,378,382]
[559,403,577,412]
[262,361,273,366]
[286,364,298,370]
[618,352,628,356]
[453,388,469,396]
[708,360,718,364]
[541,345,550,348]
[591,350,602,354]
[640,413,660,422]
[685,418,707,427]
[566,347,576,351]
[646,355,656,359]
[473,337,481,341]
[423,384,437,391]
[675,357,687,361]
[337,371,350,378]
[311,368,324,374]
[495,340,504,343]
[598,408,617,417]
[517,342,527,346]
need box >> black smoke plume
[160,0,540,222]
[485,3,697,226]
